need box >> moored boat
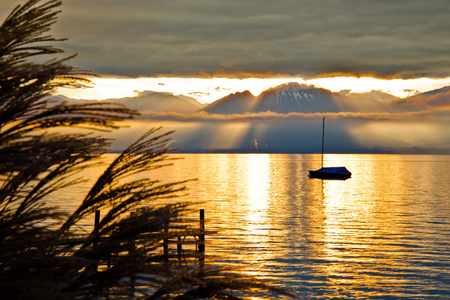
[308,118,351,180]
[309,166,351,179]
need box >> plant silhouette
[0,1,296,299]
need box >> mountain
[51,84,449,116]
[107,91,203,113]
[203,82,388,114]
[202,90,256,114]
[47,95,91,105]
[346,90,400,104]
[49,91,204,113]
[390,85,450,110]
[177,94,204,107]
[334,90,397,113]
[254,83,341,113]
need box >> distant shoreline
[110,147,450,155]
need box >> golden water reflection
[184,154,449,298]
[51,153,450,298]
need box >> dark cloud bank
[2,0,449,79]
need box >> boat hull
[309,167,351,180]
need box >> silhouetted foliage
[0,1,296,299]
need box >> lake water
[57,154,450,299]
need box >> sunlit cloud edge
[56,76,450,104]
[136,109,450,123]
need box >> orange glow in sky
[56,76,450,104]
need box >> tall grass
[0,1,297,298]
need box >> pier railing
[61,209,209,269]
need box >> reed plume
[0,1,297,299]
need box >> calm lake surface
[57,154,450,299]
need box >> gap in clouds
[56,76,450,104]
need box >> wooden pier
[92,209,208,266]
[60,209,209,273]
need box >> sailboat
[309,118,351,179]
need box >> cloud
[2,0,448,79]
[110,108,450,152]
[139,109,449,123]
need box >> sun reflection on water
[49,153,450,298]
[237,154,275,273]
[246,154,270,219]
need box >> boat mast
[321,117,325,168]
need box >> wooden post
[95,210,100,229]
[130,211,136,255]
[129,212,137,257]
[94,210,100,272]
[163,219,169,260]
[198,209,205,261]
[129,212,136,295]
[177,236,182,260]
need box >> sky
[2,0,450,103]
[1,0,450,152]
